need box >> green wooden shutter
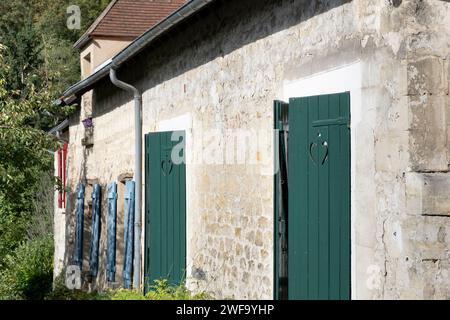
[287,92,351,300]
[145,131,186,292]
[274,100,289,300]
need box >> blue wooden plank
[74,183,85,269]
[123,180,135,288]
[106,182,117,282]
[89,184,101,277]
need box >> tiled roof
[75,0,186,48]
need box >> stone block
[406,172,450,216]
[408,95,448,171]
[407,57,447,96]
[422,175,450,216]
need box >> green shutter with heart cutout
[287,92,350,300]
[144,131,186,293]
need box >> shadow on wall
[68,0,351,291]
[91,0,352,117]
[64,175,132,290]
[63,97,134,290]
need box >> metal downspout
[109,67,142,290]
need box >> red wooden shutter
[62,143,68,208]
[57,147,63,208]
[57,143,68,209]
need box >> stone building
[53,0,450,299]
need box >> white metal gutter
[109,67,142,290]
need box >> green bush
[46,273,110,300]
[47,277,211,300]
[0,235,53,300]
[110,289,148,300]
[111,279,211,300]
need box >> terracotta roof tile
[77,0,186,47]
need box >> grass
[47,277,211,300]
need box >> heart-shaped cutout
[320,141,329,165]
[309,140,329,166]
[161,159,173,176]
[309,142,318,165]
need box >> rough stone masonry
[56,0,450,299]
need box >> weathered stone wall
[378,0,450,299]
[63,93,135,290]
[58,0,450,299]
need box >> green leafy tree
[0,0,108,299]
[0,43,56,267]
[0,0,109,129]
[0,235,54,300]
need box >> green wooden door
[144,131,186,292]
[288,92,350,300]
